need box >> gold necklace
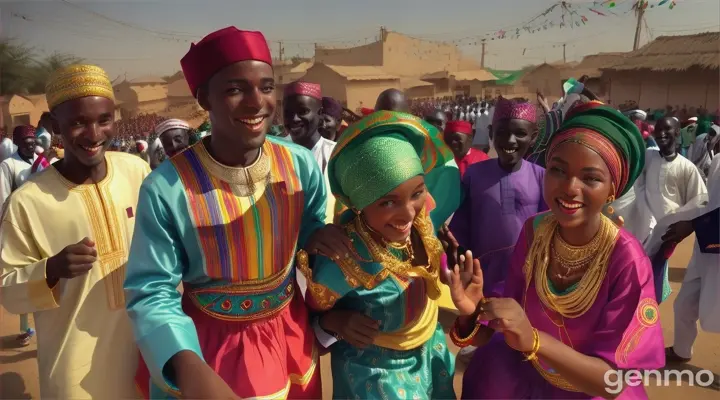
[354,208,443,300]
[552,229,602,269]
[359,216,415,261]
[523,213,619,318]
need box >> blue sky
[2,0,718,78]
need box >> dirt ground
[1,233,717,399]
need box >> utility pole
[563,43,567,63]
[277,41,285,84]
[480,39,487,68]
[633,4,645,50]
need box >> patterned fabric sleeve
[587,252,664,370]
[296,251,351,312]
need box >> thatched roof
[563,52,628,79]
[604,32,719,72]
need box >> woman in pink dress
[446,102,665,399]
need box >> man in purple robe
[449,97,547,298]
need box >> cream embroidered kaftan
[0,151,150,399]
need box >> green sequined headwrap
[334,134,422,210]
[329,111,457,223]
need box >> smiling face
[654,117,679,155]
[361,175,427,243]
[544,141,614,229]
[284,94,321,144]
[443,130,473,159]
[490,118,537,169]
[198,60,276,151]
[51,96,116,167]
[160,128,190,157]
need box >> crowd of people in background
[0,29,719,399]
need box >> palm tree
[0,39,83,95]
[27,53,85,94]
[0,39,35,95]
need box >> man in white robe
[613,117,707,303]
[0,125,38,207]
[659,154,720,362]
[0,125,39,346]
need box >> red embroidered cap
[445,120,473,135]
[181,27,272,96]
[284,81,322,100]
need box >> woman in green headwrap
[451,102,664,399]
[296,111,459,399]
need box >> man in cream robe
[0,64,150,399]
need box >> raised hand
[446,250,484,315]
[46,237,97,286]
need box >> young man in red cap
[284,81,336,223]
[284,81,334,175]
[443,120,489,177]
[125,26,353,399]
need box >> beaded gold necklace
[524,213,619,319]
[353,208,443,300]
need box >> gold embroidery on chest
[78,183,127,310]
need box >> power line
[57,0,200,39]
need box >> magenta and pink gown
[462,213,665,399]
[449,159,547,297]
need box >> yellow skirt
[437,285,457,310]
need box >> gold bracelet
[450,315,481,348]
[523,328,540,361]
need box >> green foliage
[0,39,84,96]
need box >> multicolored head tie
[546,102,645,198]
[547,128,625,198]
[492,97,538,125]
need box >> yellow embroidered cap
[45,64,115,110]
